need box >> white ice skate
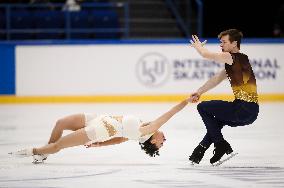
[8,148,33,158]
[9,149,48,164]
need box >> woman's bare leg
[34,128,91,155]
[48,114,86,144]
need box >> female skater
[11,98,190,163]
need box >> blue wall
[0,44,15,95]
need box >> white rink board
[16,43,283,95]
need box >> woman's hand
[187,92,201,103]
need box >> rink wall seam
[0,94,283,103]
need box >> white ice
[0,102,284,188]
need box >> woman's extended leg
[34,128,91,155]
[10,114,92,160]
[48,114,86,144]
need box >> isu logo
[136,53,170,87]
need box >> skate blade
[212,152,238,167]
[32,159,44,164]
[189,160,200,166]
[8,151,27,158]
[32,157,47,164]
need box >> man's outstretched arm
[189,69,227,103]
[190,35,233,65]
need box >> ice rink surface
[0,102,284,188]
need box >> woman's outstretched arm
[85,137,128,148]
[139,99,189,135]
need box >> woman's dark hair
[139,136,160,157]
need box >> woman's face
[150,131,166,149]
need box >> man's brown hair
[218,29,243,49]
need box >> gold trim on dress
[233,90,258,103]
[102,119,117,137]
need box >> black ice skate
[212,153,238,166]
[189,144,207,165]
[210,140,236,166]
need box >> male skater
[188,29,259,165]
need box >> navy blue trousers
[197,99,259,147]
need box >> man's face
[219,35,236,52]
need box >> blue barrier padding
[0,38,283,46]
[0,44,15,95]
